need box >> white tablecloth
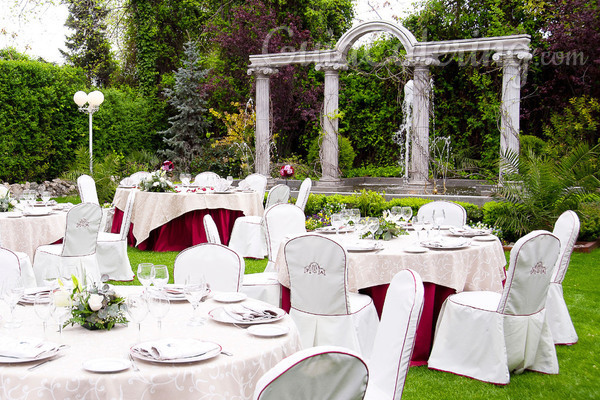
[113,189,264,245]
[0,212,67,260]
[275,232,507,293]
[0,286,300,400]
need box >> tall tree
[61,0,116,87]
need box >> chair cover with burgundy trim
[121,171,151,186]
[238,173,268,200]
[263,203,306,272]
[33,203,103,285]
[173,243,244,292]
[203,214,222,245]
[283,234,379,356]
[229,184,290,259]
[0,248,22,291]
[193,171,221,187]
[428,230,561,385]
[77,175,100,205]
[0,231,36,288]
[295,178,312,212]
[365,269,424,400]
[547,210,580,344]
[416,200,466,227]
[253,346,369,400]
[96,190,136,281]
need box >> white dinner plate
[82,358,130,373]
[473,235,497,242]
[208,305,286,325]
[403,246,428,254]
[23,211,53,217]
[315,226,355,234]
[4,212,22,218]
[421,239,470,250]
[130,341,221,364]
[0,345,61,364]
[213,292,247,303]
[213,191,234,194]
[247,325,289,338]
[345,242,383,252]
[20,287,53,304]
[448,227,492,237]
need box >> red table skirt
[112,208,244,252]
[281,282,455,366]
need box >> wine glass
[433,209,446,237]
[41,265,61,290]
[34,292,53,339]
[367,218,380,240]
[152,265,169,288]
[355,217,369,239]
[52,289,72,339]
[412,216,425,242]
[390,206,402,224]
[41,191,51,204]
[148,288,170,337]
[340,210,352,233]
[180,173,191,186]
[126,295,149,344]
[401,207,413,224]
[137,263,154,293]
[330,213,343,235]
[184,276,207,326]
[4,278,24,329]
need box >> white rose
[153,182,159,187]
[88,294,104,311]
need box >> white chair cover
[77,175,99,205]
[0,248,22,290]
[238,173,267,200]
[547,210,580,344]
[365,269,424,400]
[295,178,312,211]
[416,200,466,227]
[284,234,379,356]
[0,232,36,288]
[229,184,291,259]
[241,272,281,307]
[203,214,222,245]
[173,243,244,292]
[428,230,561,385]
[123,171,151,186]
[253,346,369,400]
[33,203,102,285]
[264,203,306,272]
[96,191,136,281]
[193,172,221,187]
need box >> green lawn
[116,246,600,399]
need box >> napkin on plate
[224,304,279,322]
[134,339,219,361]
[0,337,57,359]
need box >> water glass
[52,289,72,338]
[367,218,380,239]
[34,293,53,338]
[137,263,155,291]
[41,191,51,204]
[180,173,191,186]
[148,289,170,336]
[401,207,413,223]
[330,213,343,234]
[355,217,369,239]
[126,295,149,343]
[152,265,169,288]
[4,280,24,329]
[433,209,445,236]
[184,276,207,326]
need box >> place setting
[130,338,222,364]
[420,237,471,250]
[209,301,286,325]
[0,336,65,366]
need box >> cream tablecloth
[113,189,264,246]
[0,286,300,400]
[0,212,67,260]
[275,233,507,293]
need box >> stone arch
[335,20,417,58]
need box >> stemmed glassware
[41,191,52,204]
[4,278,24,329]
[126,295,149,343]
[180,173,191,187]
[412,216,425,242]
[52,289,72,339]
[152,265,169,288]
[183,275,207,326]
[330,213,343,235]
[367,218,380,239]
[148,289,170,337]
[355,217,369,239]
[433,209,446,237]
[137,263,154,294]
[401,207,413,224]
[34,292,53,339]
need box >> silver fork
[128,354,140,372]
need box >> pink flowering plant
[279,164,295,179]
[162,160,174,172]
[64,276,128,331]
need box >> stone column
[315,62,348,182]
[493,51,532,178]
[407,57,438,185]
[247,67,278,176]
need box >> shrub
[345,164,403,178]
[307,135,356,176]
[578,201,600,242]
[482,201,519,242]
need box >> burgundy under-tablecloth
[280,282,455,366]
[112,208,243,251]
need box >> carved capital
[315,62,348,72]
[404,56,441,68]
[492,51,532,65]
[247,67,279,77]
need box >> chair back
[119,190,136,241]
[174,243,244,292]
[551,210,580,284]
[497,230,560,316]
[128,171,151,185]
[62,203,102,257]
[284,234,350,315]
[416,201,466,227]
[194,172,221,187]
[239,174,268,199]
[264,203,306,263]
[77,175,100,205]
[367,269,424,400]
[0,248,21,289]
[265,184,290,208]
[203,214,222,245]
[253,346,368,400]
[295,178,312,212]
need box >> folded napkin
[224,304,279,322]
[0,337,57,359]
[134,339,219,361]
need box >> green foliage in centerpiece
[0,190,16,212]
[361,215,409,241]
[139,169,175,193]
[65,276,128,331]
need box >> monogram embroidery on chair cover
[530,261,546,275]
[76,218,90,228]
[304,262,326,276]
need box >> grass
[115,246,600,398]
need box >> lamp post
[74,90,104,174]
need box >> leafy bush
[307,135,356,176]
[578,201,600,241]
[345,164,403,178]
[482,201,519,242]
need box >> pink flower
[162,160,174,172]
[279,164,294,178]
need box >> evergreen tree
[159,40,211,171]
[61,0,116,87]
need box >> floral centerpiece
[279,164,295,179]
[0,189,16,212]
[139,169,175,193]
[361,213,409,241]
[64,276,128,331]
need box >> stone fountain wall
[1,179,77,198]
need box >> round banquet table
[111,188,264,251]
[0,286,301,400]
[0,211,67,260]
[274,231,507,366]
